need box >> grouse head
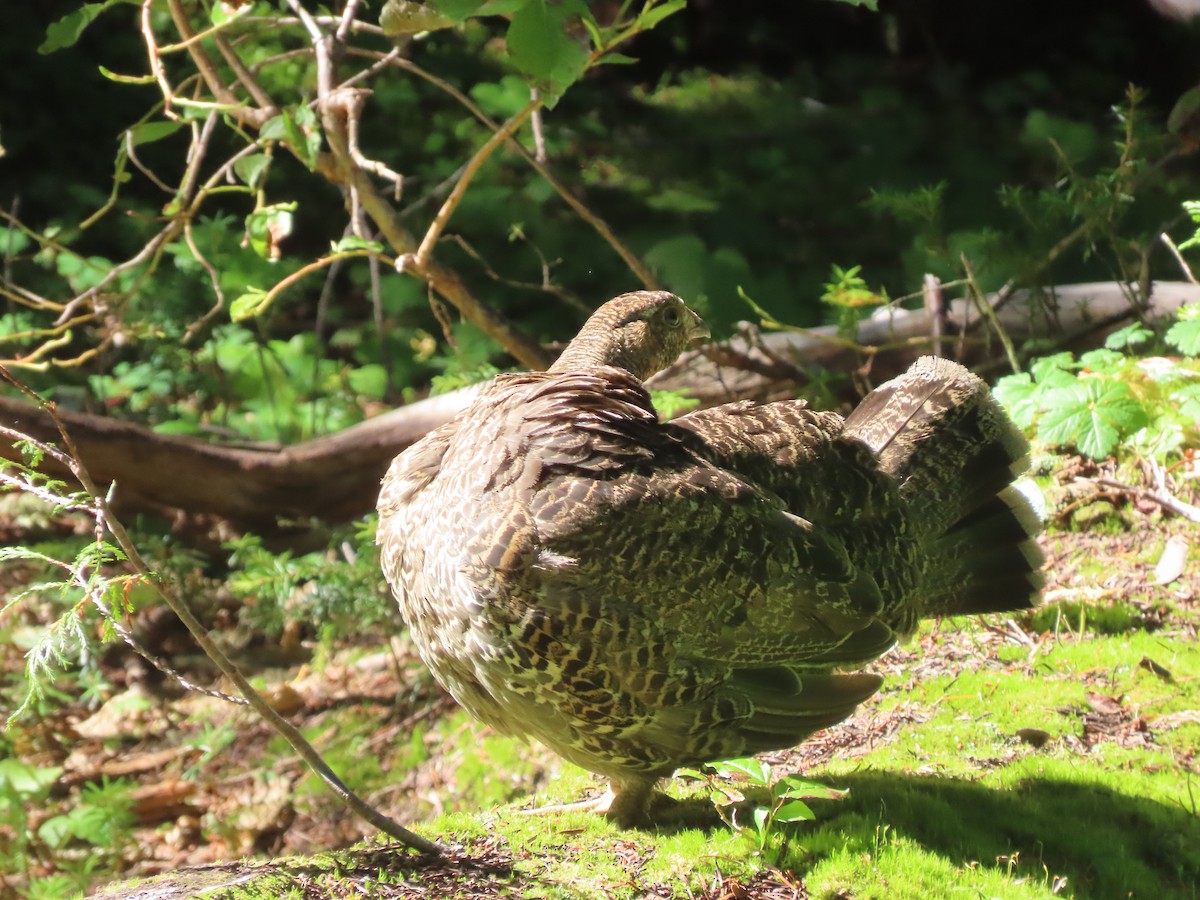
[548,290,709,381]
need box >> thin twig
[410,97,541,270]
[961,253,1021,374]
[1160,231,1198,285]
[0,367,444,856]
[368,51,657,288]
[1092,476,1200,523]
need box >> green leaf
[244,202,296,260]
[636,0,687,31]
[381,0,455,36]
[752,805,770,834]
[348,364,388,400]
[431,0,489,20]
[230,288,269,321]
[261,108,321,170]
[1037,380,1148,459]
[713,757,771,785]
[1104,322,1153,351]
[128,121,185,147]
[234,153,271,190]
[595,52,639,66]
[773,798,816,823]
[505,0,589,105]
[993,373,1041,430]
[331,235,385,254]
[210,0,251,25]
[1078,348,1124,372]
[39,1,131,54]
[0,759,63,799]
[774,775,848,801]
[1166,317,1200,355]
[98,66,156,84]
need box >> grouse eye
[661,306,682,326]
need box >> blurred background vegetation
[2,0,1198,444]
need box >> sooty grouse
[377,290,1043,825]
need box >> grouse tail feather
[843,356,1043,619]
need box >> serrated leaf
[1105,322,1152,351]
[1030,352,1078,385]
[1166,318,1200,355]
[773,799,816,823]
[230,288,269,321]
[1037,380,1148,459]
[1078,348,1124,372]
[234,153,270,190]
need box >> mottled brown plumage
[377,290,1043,824]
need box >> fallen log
[2,281,1196,532]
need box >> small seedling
[677,757,848,854]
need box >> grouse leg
[519,775,671,826]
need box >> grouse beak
[686,309,710,348]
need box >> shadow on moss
[795,772,1199,899]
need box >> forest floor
[1,468,1198,900]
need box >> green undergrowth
[102,622,1196,900]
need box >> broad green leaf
[1104,322,1153,351]
[234,153,271,190]
[37,815,75,850]
[230,288,269,321]
[128,121,185,147]
[0,759,63,799]
[713,757,771,785]
[1078,348,1124,371]
[506,0,589,105]
[993,372,1041,430]
[773,799,816,823]
[1030,352,1077,384]
[1037,380,1148,459]
[1166,317,1200,355]
[348,364,388,399]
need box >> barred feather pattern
[377,292,1042,817]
